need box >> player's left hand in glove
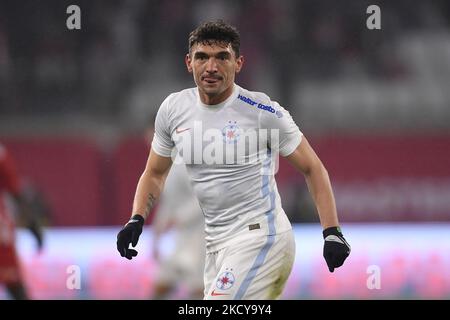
[117,214,144,260]
[323,226,351,272]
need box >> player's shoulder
[236,85,272,105]
[236,85,284,119]
[163,87,197,108]
[157,88,197,122]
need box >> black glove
[117,214,144,260]
[323,226,351,272]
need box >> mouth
[201,75,222,84]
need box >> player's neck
[198,84,234,105]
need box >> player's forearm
[304,163,339,229]
[132,169,166,220]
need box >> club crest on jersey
[222,121,241,144]
[216,270,235,290]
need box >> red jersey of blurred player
[0,143,28,299]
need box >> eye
[194,54,208,61]
[217,53,231,61]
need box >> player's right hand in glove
[323,226,351,272]
[117,214,144,260]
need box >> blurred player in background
[0,142,44,300]
[117,20,350,299]
[151,160,205,299]
[143,117,205,299]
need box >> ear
[185,53,193,73]
[235,55,244,74]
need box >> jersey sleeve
[260,101,303,157]
[0,144,21,196]
[151,96,175,157]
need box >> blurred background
[1,0,450,299]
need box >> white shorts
[203,230,295,300]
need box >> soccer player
[151,158,205,299]
[117,20,350,300]
[0,143,43,300]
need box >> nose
[205,57,218,73]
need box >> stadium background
[1,0,450,299]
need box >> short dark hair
[188,20,240,57]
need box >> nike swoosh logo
[176,127,190,134]
[211,289,229,296]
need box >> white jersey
[152,84,303,251]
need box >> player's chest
[171,109,268,164]
[171,108,258,145]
